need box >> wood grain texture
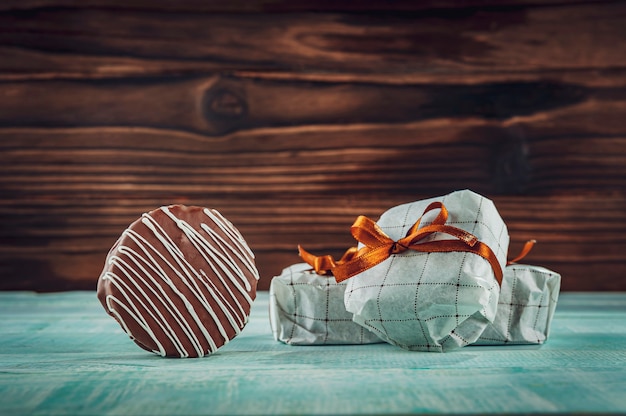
[1,1,625,291]
[2,3,626,79]
[0,0,595,13]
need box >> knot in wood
[207,88,246,118]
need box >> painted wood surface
[0,1,625,291]
[0,291,625,415]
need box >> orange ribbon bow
[330,201,504,285]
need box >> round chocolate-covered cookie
[97,205,259,357]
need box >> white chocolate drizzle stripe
[206,209,256,262]
[164,211,245,336]
[105,256,194,356]
[201,221,259,284]
[200,223,254,292]
[205,210,259,281]
[104,270,175,357]
[189,219,255,306]
[119,235,209,357]
[140,213,227,351]
[203,268,246,326]
[202,270,245,328]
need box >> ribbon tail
[298,245,318,267]
[298,245,363,276]
[507,240,536,265]
[298,245,335,275]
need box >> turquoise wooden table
[1,291,624,415]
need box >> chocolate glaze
[97,205,259,357]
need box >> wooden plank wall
[1,1,625,291]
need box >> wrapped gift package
[339,189,510,352]
[269,263,383,345]
[474,263,561,345]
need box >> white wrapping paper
[475,263,561,345]
[344,189,509,352]
[269,263,383,345]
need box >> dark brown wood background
[1,0,625,291]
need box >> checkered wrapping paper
[475,264,561,345]
[344,190,510,352]
[269,263,383,345]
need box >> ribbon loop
[332,203,503,286]
[351,216,393,248]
